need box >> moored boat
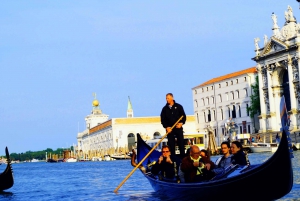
[135,129,293,200]
[64,158,77,162]
[249,142,278,153]
[0,147,14,191]
[110,154,131,160]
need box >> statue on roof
[264,35,268,46]
[271,13,278,27]
[254,37,260,55]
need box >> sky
[0,1,299,155]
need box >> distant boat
[0,147,14,191]
[46,158,58,163]
[104,155,110,161]
[31,159,39,162]
[64,158,77,162]
[110,154,131,160]
[250,142,278,153]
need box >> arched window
[195,100,198,107]
[245,89,248,97]
[202,98,205,106]
[228,107,231,118]
[231,92,234,100]
[194,90,197,94]
[226,93,229,101]
[206,97,209,105]
[153,132,161,139]
[212,97,214,104]
[238,105,241,117]
[219,94,222,102]
[219,84,221,88]
[236,90,240,99]
[197,113,199,123]
[213,110,216,120]
[204,112,206,122]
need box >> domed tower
[85,93,109,129]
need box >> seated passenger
[212,141,232,175]
[180,145,215,182]
[151,145,181,181]
[231,141,249,166]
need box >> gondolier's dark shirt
[160,100,186,128]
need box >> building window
[232,105,236,118]
[231,92,234,100]
[212,97,214,104]
[202,98,205,106]
[207,87,208,91]
[194,90,197,94]
[245,89,248,97]
[213,110,216,121]
[246,104,249,116]
[226,93,229,101]
[221,109,224,120]
[219,84,221,88]
[204,112,206,122]
[236,90,239,99]
[236,79,238,84]
[248,125,251,133]
[231,80,233,85]
[202,88,204,92]
[214,129,217,137]
[226,82,228,86]
[240,126,242,134]
[197,113,199,123]
[222,127,225,135]
[238,105,241,117]
[207,97,209,105]
[244,77,247,81]
[228,107,231,118]
[208,110,211,122]
[195,100,198,107]
[211,86,214,90]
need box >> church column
[289,56,300,131]
[257,64,267,133]
[267,64,277,133]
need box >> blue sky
[0,1,298,154]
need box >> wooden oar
[113,115,184,193]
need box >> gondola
[135,130,293,201]
[0,147,14,191]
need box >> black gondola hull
[137,130,293,201]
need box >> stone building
[192,67,258,146]
[76,96,197,159]
[252,5,300,136]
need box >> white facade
[252,5,300,134]
[77,116,197,158]
[77,97,197,159]
[192,67,257,146]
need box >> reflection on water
[0,151,298,200]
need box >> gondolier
[160,93,186,158]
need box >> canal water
[0,151,299,201]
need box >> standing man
[160,93,186,158]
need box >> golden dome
[92,100,99,107]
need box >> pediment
[261,37,288,56]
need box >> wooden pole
[113,115,184,193]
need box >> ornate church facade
[252,5,300,134]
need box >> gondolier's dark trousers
[167,128,185,158]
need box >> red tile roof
[193,67,257,88]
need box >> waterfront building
[192,67,258,147]
[252,5,300,136]
[76,96,197,159]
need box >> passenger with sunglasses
[151,145,181,181]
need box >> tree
[247,76,261,118]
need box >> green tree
[247,75,261,118]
